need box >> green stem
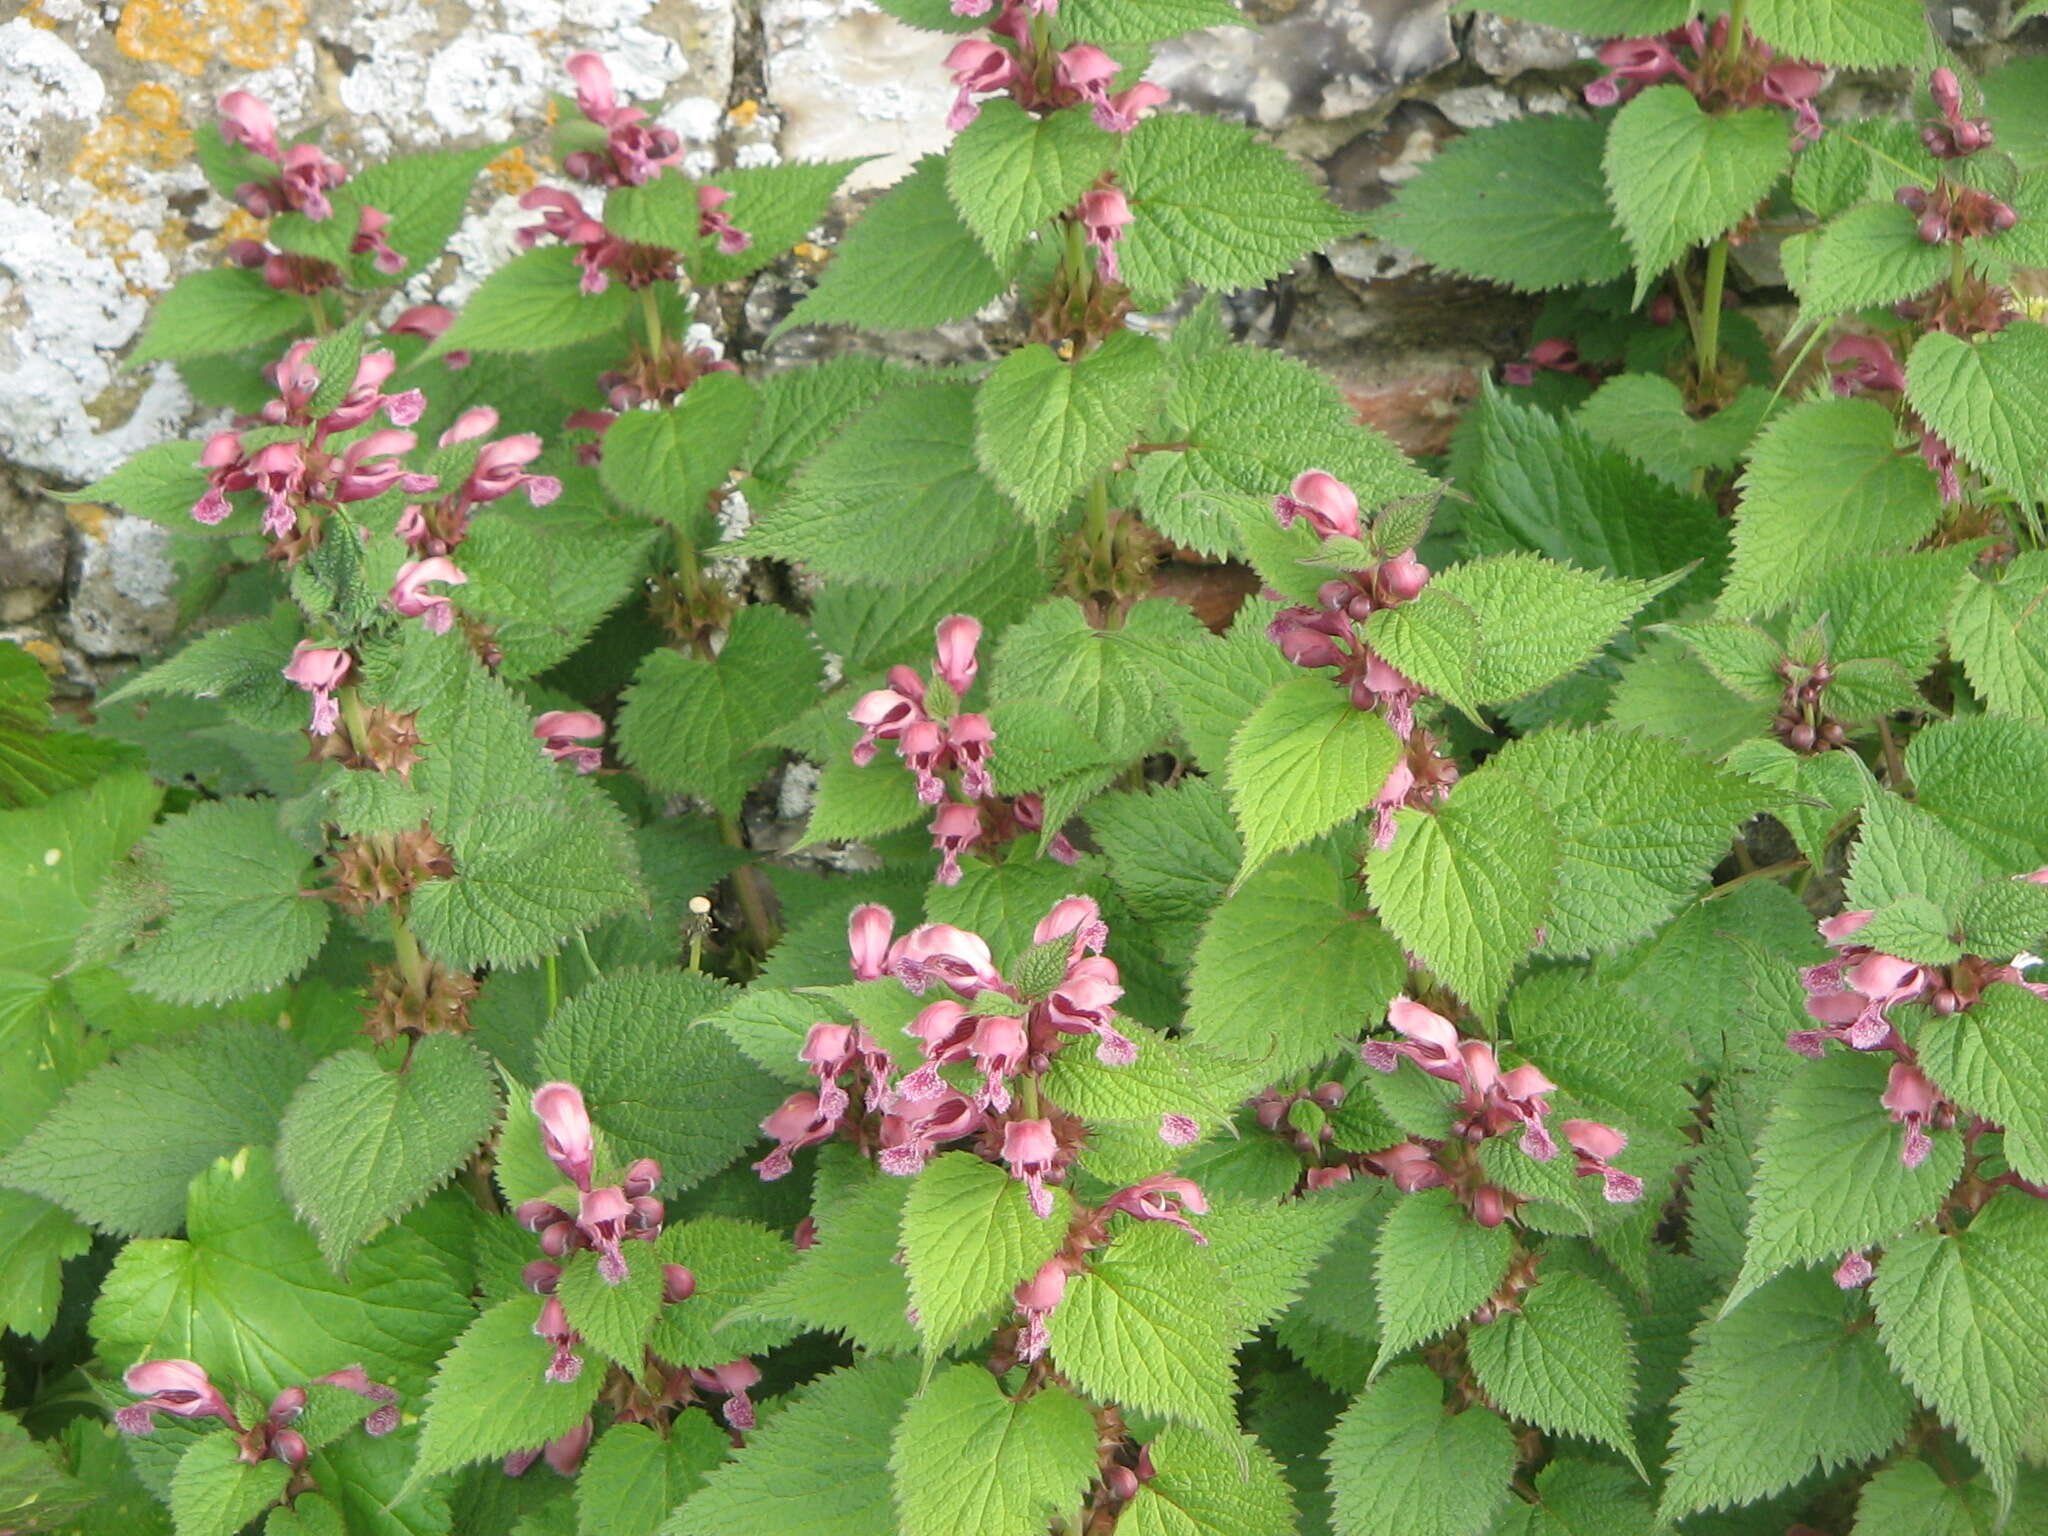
[719,815,780,955]
[641,285,664,355]
[1723,0,1748,63]
[574,930,602,979]
[1696,238,1729,395]
[545,953,560,1018]
[306,293,331,337]
[1018,1073,1042,1121]
[338,685,372,758]
[1063,216,1092,315]
[389,907,426,993]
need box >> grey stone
[0,484,69,617]
[1466,15,1588,78]
[62,510,178,658]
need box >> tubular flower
[878,1085,982,1175]
[535,710,605,773]
[1562,1119,1644,1203]
[1001,1117,1062,1218]
[1881,1062,1939,1170]
[1078,185,1132,284]
[1102,1175,1210,1243]
[315,1366,400,1437]
[1012,1259,1068,1361]
[690,1359,761,1430]
[115,1359,239,1435]
[561,53,684,187]
[754,1091,838,1180]
[391,557,468,635]
[943,39,1015,130]
[282,643,353,737]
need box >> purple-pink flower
[282,642,352,737]
[1102,1175,1209,1243]
[115,1359,239,1435]
[535,710,605,773]
[1001,1117,1061,1218]
[391,557,468,635]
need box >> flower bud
[270,1428,309,1468]
[1472,1185,1507,1228]
[663,1264,697,1303]
[621,1158,662,1199]
[539,1219,578,1257]
[522,1260,562,1295]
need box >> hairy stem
[1696,238,1730,395]
[338,685,372,759]
[719,814,780,955]
[641,284,664,356]
[389,906,427,994]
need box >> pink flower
[1370,1141,1447,1192]
[351,205,406,273]
[848,685,925,767]
[1583,37,1681,107]
[697,185,751,255]
[878,1086,980,1175]
[1013,1259,1067,1361]
[901,718,949,804]
[1834,1250,1874,1289]
[282,642,352,736]
[754,1091,837,1181]
[1828,336,1905,397]
[933,614,982,696]
[532,1082,596,1192]
[535,710,604,773]
[1562,1119,1643,1203]
[887,922,1006,997]
[562,53,684,186]
[1034,895,1109,958]
[1001,1117,1061,1218]
[1054,45,1120,122]
[931,800,984,886]
[217,90,282,160]
[576,1183,635,1284]
[1160,1112,1200,1146]
[1272,470,1362,542]
[314,1365,400,1436]
[1362,996,1463,1079]
[116,1359,239,1435]
[1496,1062,1560,1162]
[390,303,454,342]
[1079,186,1132,284]
[944,39,1014,130]
[1103,1175,1209,1243]
[966,1012,1029,1111]
[1761,61,1825,143]
[943,714,993,797]
[391,557,467,634]
[1044,955,1134,1065]
[534,1296,583,1384]
[690,1360,760,1430]
[848,904,895,980]
[467,434,562,507]
[1881,1063,1938,1170]
[1096,81,1168,135]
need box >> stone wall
[0,0,2034,684]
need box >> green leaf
[410,1293,604,1485]
[616,605,819,815]
[276,1037,500,1270]
[1366,765,1558,1017]
[1325,1364,1516,1536]
[1366,115,1627,292]
[742,1170,918,1354]
[1453,0,1690,26]
[1057,0,1249,41]
[1184,851,1404,1084]
[784,157,1025,333]
[808,543,1049,675]
[1905,321,2048,505]
[1135,347,1430,559]
[1853,1457,2042,1536]
[100,609,303,730]
[53,444,210,530]
[890,1365,1098,1536]
[575,1419,728,1536]
[1663,620,1783,702]
[1603,87,1792,303]
[974,333,1165,524]
[1411,553,1683,706]
[129,268,308,364]
[647,1215,800,1368]
[1959,877,2048,958]
[1134,597,1295,769]
[1488,727,1778,956]
[993,596,1198,760]
[1658,1270,1914,1520]
[91,1146,473,1400]
[1,1024,309,1237]
[1844,790,1993,916]
[1050,1224,1241,1436]
[1856,893,1963,966]
[424,247,636,359]
[663,1358,918,1536]
[451,507,660,681]
[738,383,1024,585]
[694,158,870,285]
[533,969,784,1193]
[1118,113,1362,306]
[1575,374,1774,495]
[340,144,500,281]
[1467,1271,1641,1471]
[1749,0,1931,67]
[746,355,899,490]
[171,1431,290,1536]
[1722,395,1943,617]
[1917,984,2048,1187]
[0,1190,91,1340]
[1489,1459,1654,1536]
[0,645,135,806]
[1796,201,1952,317]
[1115,1424,1296,1536]
[1725,1051,1963,1313]
[0,768,161,974]
[1871,1192,2048,1511]
[901,1152,1069,1357]
[557,1244,664,1365]
[1371,1188,1512,1376]
[1949,551,2048,726]
[947,102,1117,259]
[1225,678,1401,881]
[600,375,760,542]
[1086,777,1241,953]
[1909,715,2048,869]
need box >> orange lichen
[64,504,112,541]
[728,99,760,127]
[486,146,540,197]
[221,207,269,243]
[116,0,306,77]
[71,83,194,198]
[21,0,60,29]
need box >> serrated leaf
[993,596,1198,760]
[0,768,160,975]
[451,507,659,682]
[974,333,1165,523]
[1050,1224,1240,1435]
[557,1245,664,1366]
[1116,1424,1298,1536]
[1856,893,1962,965]
[1603,87,1791,303]
[901,1152,1069,1357]
[1135,597,1296,769]
[784,157,1024,333]
[129,268,308,364]
[423,247,635,359]
[1325,1364,1516,1536]
[808,542,1050,675]
[1575,375,1774,494]
[1488,727,1778,956]
[616,605,819,815]
[1871,1192,2048,1512]
[1959,877,2048,958]
[341,143,501,282]
[1,1024,309,1237]
[1724,1052,1962,1313]
[1059,0,1248,41]
[1949,551,2048,726]
[1749,0,1931,67]
[1366,765,1558,1017]
[1796,201,1951,318]
[738,383,1024,584]
[694,157,869,285]
[100,609,304,730]
[533,969,783,1194]
[0,646,140,806]
[1658,1270,1914,1520]
[947,102,1116,259]
[1722,395,1943,617]
[663,1358,918,1536]
[1367,115,1627,292]
[1370,1188,1512,1376]
[276,1036,499,1269]
[1844,790,1993,916]
[600,375,760,543]
[1490,1458,1654,1536]
[410,1293,604,1485]
[1184,851,1404,1084]
[742,1170,918,1353]
[648,1216,800,1367]
[1467,1270,1641,1471]
[1908,715,2048,869]
[1906,321,2048,505]
[1118,113,1362,305]
[1086,777,1241,947]
[1852,1456,2044,1536]
[91,1147,472,1401]
[1917,983,2048,1187]
[889,1365,1098,1536]
[171,1431,290,1536]
[1224,678,1401,880]
[575,1419,728,1536]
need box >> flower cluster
[1360,996,1643,1213]
[1263,471,1458,847]
[396,406,562,558]
[116,1357,397,1468]
[216,90,404,279]
[1583,18,1824,144]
